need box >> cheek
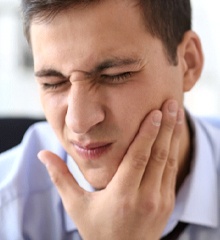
[107,77,178,143]
[113,84,161,120]
[106,85,159,144]
[40,93,67,133]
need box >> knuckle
[131,152,149,169]
[166,157,178,176]
[167,156,177,168]
[140,194,159,214]
[144,200,158,214]
[152,147,168,162]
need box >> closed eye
[100,72,132,84]
[42,80,69,90]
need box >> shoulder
[194,116,220,142]
[192,115,220,166]
[0,121,66,206]
[0,121,67,239]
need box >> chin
[85,170,115,190]
[89,177,111,190]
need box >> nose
[65,82,105,134]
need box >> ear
[177,31,204,92]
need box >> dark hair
[21,0,191,65]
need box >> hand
[38,99,184,240]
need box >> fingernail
[152,112,162,126]
[168,101,178,116]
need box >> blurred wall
[0,0,219,117]
[0,0,43,117]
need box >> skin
[39,106,183,240]
[31,0,203,238]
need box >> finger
[38,150,86,216]
[141,100,178,191]
[112,110,162,193]
[162,109,184,194]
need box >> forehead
[30,0,162,75]
[30,0,147,48]
[30,0,145,35]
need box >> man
[0,0,220,239]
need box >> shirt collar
[163,115,218,236]
[63,115,219,234]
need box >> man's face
[31,0,184,189]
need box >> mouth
[72,142,113,160]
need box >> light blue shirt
[0,115,220,239]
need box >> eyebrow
[35,69,68,79]
[95,57,141,72]
[34,57,141,78]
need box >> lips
[72,142,113,160]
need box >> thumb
[38,150,86,214]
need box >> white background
[0,0,219,117]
